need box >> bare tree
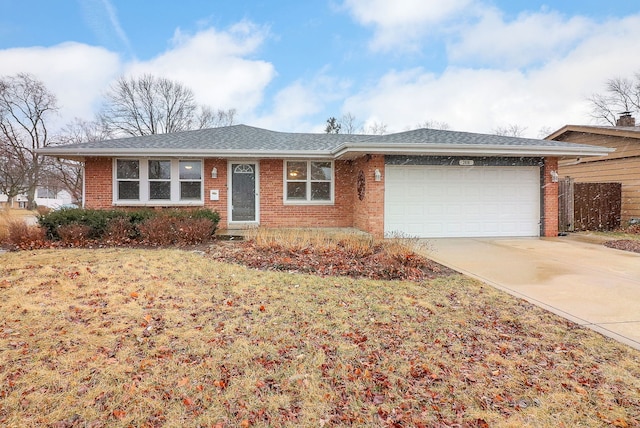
[99,74,235,137]
[363,121,388,135]
[339,113,361,134]
[50,118,112,204]
[494,124,528,137]
[537,126,554,139]
[0,73,58,209]
[196,106,237,129]
[415,120,450,130]
[0,139,30,207]
[589,73,640,125]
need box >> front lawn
[1,247,638,427]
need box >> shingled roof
[38,124,612,160]
[546,124,640,141]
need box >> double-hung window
[116,159,140,200]
[284,160,333,203]
[148,160,171,200]
[179,160,202,200]
[114,159,203,205]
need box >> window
[148,160,171,200]
[116,159,140,200]
[114,159,202,205]
[179,160,202,200]
[285,160,333,203]
[37,188,57,199]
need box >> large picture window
[114,159,202,205]
[285,160,333,203]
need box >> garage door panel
[384,165,540,238]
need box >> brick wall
[203,159,228,227]
[257,159,355,229]
[542,157,559,237]
[84,157,113,209]
[352,155,385,238]
[83,155,552,238]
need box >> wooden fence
[558,178,621,232]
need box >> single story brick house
[547,113,640,225]
[38,125,611,238]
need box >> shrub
[177,218,216,244]
[35,206,50,216]
[137,216,177,246]
[6,221,47,250]
[105,217,137,242]
[138,216,216,246]
[57,224,93,245]
[22,207,219,249]
[38,208,125,240]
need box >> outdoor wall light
[550,170,559,183]
[211,167,218,178]
[374,168,382,181]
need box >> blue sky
[1,0,639,136]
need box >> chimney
[616,112,636,127]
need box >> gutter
[38,142,613,160]
[36,148,335,160]
[332,142,614,158]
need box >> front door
[229,162,258,224]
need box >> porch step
[215,229,248,241]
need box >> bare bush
[57,224,92,245]
[5,221,46,249]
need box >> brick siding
[84,157,113,209]
[82,155,558,238]
[352,155,385,238]
[257,159,355,229]
[542,157,559,237]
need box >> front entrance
[229,162,259,225]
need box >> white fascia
[37,148,335,160]
[332,143,614,159]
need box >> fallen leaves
[209,240,453,282]
[0,248,639,427]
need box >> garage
[384,164,541,238]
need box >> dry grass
[1,248,639,427]
[246,227,430,258]
[0,208,35,242]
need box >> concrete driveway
[424,236,640,350]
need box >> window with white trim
[285,160,333,203]
[116,159,140,200]
[114,159,203,204]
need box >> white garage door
[384,165,540,238]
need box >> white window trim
[283,160,334,205]
[112,158,204,206]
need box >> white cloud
[341,12,640,137]
[0,43,121,129]
[448,8,593,68]
[342,0,474,52]
[253,73,352,132]
[125,22,276,116]
[0,22,275,131]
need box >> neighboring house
[0,188,73,209]
[547,113,640,225]
[35,188,74,209]
[37,125,610,238]
[0,193,28,209]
